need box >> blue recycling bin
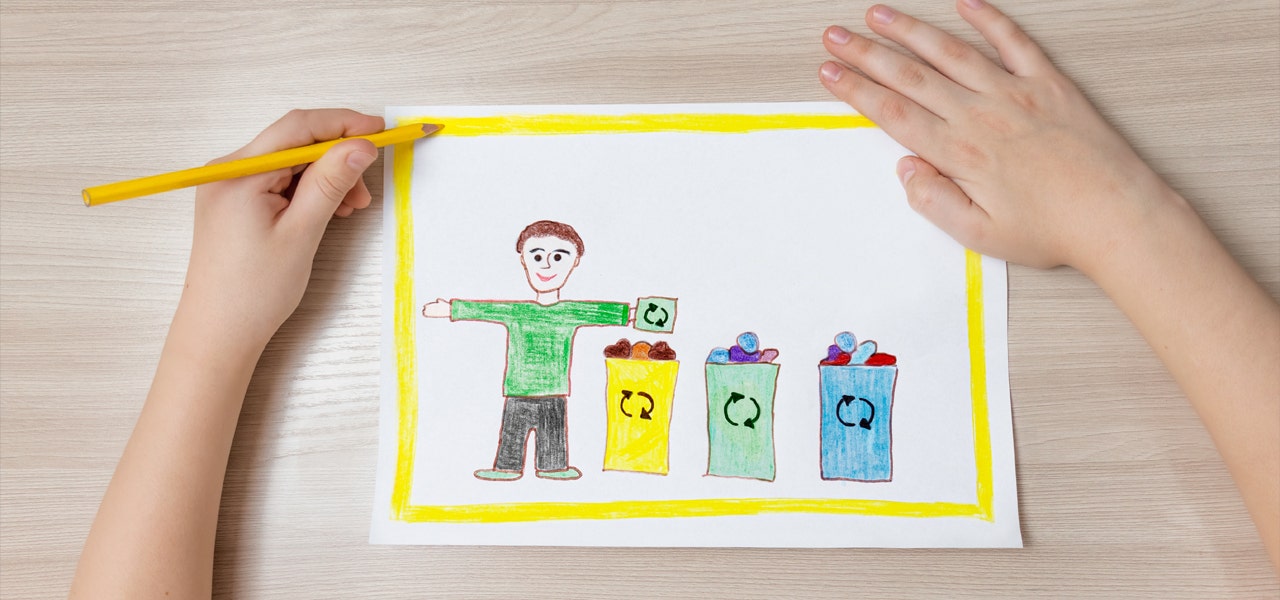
[819,365,897,481]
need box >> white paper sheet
[373,103,1020,547]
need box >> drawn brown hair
[516,220,585,256]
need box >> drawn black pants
[494,396,568,471]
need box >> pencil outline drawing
[420,220,633,482]
[603,339,680,475]
[388,111,995,523]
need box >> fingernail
[963,0,986,8]
[826,26,851,45]
[897,159,916,184]
[820,62,843,82]
[347,150,376,170]
[872,5,896,24]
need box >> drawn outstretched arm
[422,298,452,318]
[820,2,1279,570]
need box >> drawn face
[520,235,580,293]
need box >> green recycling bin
[705,362,779,481]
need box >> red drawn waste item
[865,352,897,366]
[820,352,853,366]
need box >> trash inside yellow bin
[603,357,679,474]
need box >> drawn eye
[533,254,543,263]
[553,254,562,262]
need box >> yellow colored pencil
[82,123,442,207]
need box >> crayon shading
[706,332,780,481]
[818,332,898,482]
[602,340,679,475]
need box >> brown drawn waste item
[649,341,677,361]
[602,339,675,360]
[631,342,652,360]
[603,339,632,358]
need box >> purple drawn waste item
[728,345,761,363]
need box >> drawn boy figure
[421,220,631,481]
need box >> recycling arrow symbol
[836,395,875,430]
[723,392,761,429]
[643,303,669,328]
[619,390,654,420]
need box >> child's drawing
[421,220,634,481]
[706,332,781,481]
[635,297,677,333]
[376,104,1019,548]
[602,339,679,475]
[819,331,898,481]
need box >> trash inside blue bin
[819,365,897,481]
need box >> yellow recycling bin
[603,357,680,474]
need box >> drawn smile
[536,273,557,282]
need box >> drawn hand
[422,298,452,318]
[184,109,384,350]
[820,2,1183,274]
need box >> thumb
[897,156,988,248]
[287,139,378,232]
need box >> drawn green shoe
[535,467,582,480]
[473,468,522,481]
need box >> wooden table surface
[2,1,1277,597]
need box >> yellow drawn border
[401,112,876,136]
[389,112,993,523]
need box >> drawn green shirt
[451,300,630,397]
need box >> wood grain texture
[2,0,1277,597]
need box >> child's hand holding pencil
[179,109,397,351]
[70,108,446,598]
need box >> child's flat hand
[820,4,1280,569]
[182,109,384,351]
[820,1,1177,272]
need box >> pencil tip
[420,123,443,136]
